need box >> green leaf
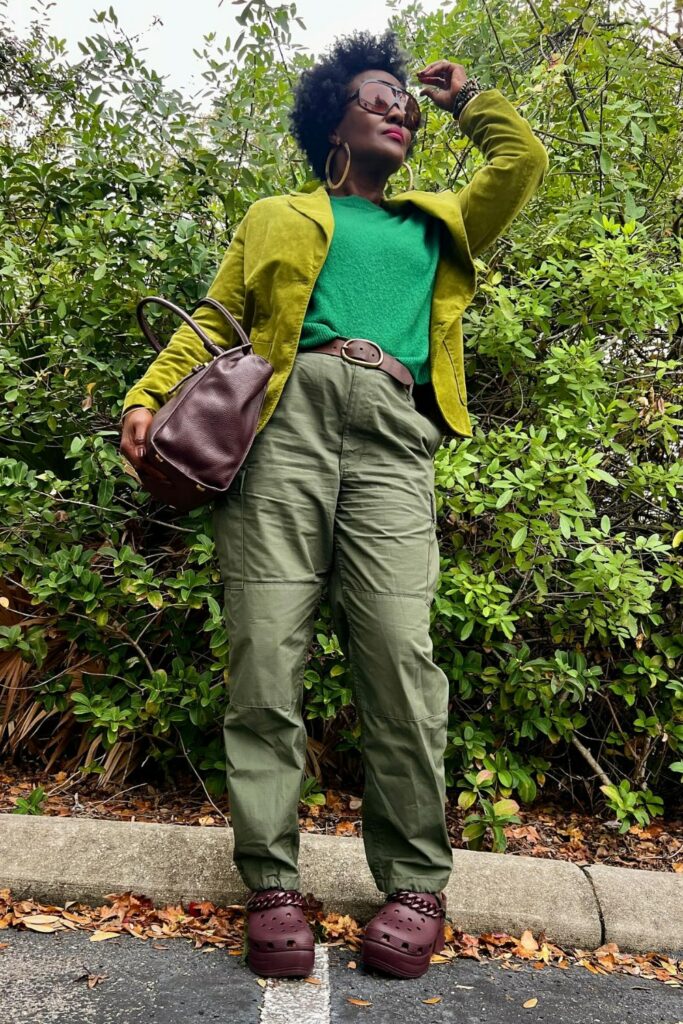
[496,490,514,509]
[599,149,613,174]
[517,776,537,803]
[460,619,474,640]
[458,790,477,810]
[630,120,644,145]
[511,526,528,550]
[493,798,520,817]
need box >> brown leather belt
[305,337,414,393]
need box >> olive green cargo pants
[212,348,453,895]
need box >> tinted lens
[403,96,421,131]
[358,81,420,131]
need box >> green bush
[1,0,681,833]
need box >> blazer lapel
[286,184,334,246]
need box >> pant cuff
[243,875,301,892]
[374,877,451,895]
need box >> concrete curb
[1,814,681,954]
[585,863,682,953]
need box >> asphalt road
[1,928,681,1024]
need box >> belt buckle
[340,337,384,368]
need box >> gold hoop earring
[383,161,414,199]
[325,141,351,190]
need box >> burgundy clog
[361,889,447,978]
[245,888,315,977]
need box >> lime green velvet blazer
[122,88,549,438]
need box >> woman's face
[328,68,416,173]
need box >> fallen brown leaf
[325,790,343,812]
[23,918,65,933]
[335,821,356,836]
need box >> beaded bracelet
[451,76,483,120]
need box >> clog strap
[245,888,306,912]
[386,889,446,919]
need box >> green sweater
[298,194,441,385]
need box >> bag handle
[136,295,250,357]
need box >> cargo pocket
[212,466,247,591]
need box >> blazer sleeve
[121,210,249,417]
[455,88,549,259]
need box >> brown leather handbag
[134,295,273,512]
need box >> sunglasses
[344,78,421,133]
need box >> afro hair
[289,28,418,182]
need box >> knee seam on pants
[336,587,433,600]
[335,544,431,601]
[356,706,449,724]
[335,521,436,606]
[228,610,316,711]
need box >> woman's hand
[416,61,468,113]
[119,407,168,481]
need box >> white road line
[259,945,331,1024]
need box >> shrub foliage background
[1,0,682,833]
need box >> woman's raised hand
[416,61,468,112]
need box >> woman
[119,30,548,981]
